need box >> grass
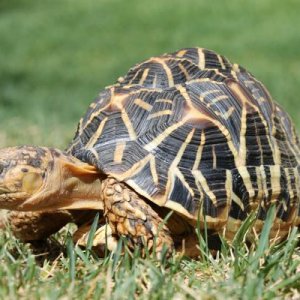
[0,0,300,299]
[0,210,299,299]
[1,0,300,147]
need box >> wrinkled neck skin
[18,151,105,212]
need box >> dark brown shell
[69,48,300,235]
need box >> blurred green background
[0,0,299,149]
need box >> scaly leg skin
[102,177,174,258]
[2,210,105,261]
[0,210,74,261]
[3,210,100,242]
[5,211,73,241]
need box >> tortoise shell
[69,48,300,235]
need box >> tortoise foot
[74,223,118,256]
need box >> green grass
[1,0,300,147]
[0,209,299,299]
[0,0,300,299]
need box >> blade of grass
[66,235,76,282]
[86,213,99,251]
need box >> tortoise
[0,47,299,258]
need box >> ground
[0,0,300,299]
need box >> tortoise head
[0,146,55,210]
[0,146,103,211]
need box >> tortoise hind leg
[74,223,118,257]
[102,177,174,258]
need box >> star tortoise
[0,47,299,257]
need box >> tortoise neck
[19,149,105,211]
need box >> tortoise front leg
[4,211,73,242]
[3,210,99,242]
[102,177,174,258]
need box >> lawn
[0,0,300,299]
